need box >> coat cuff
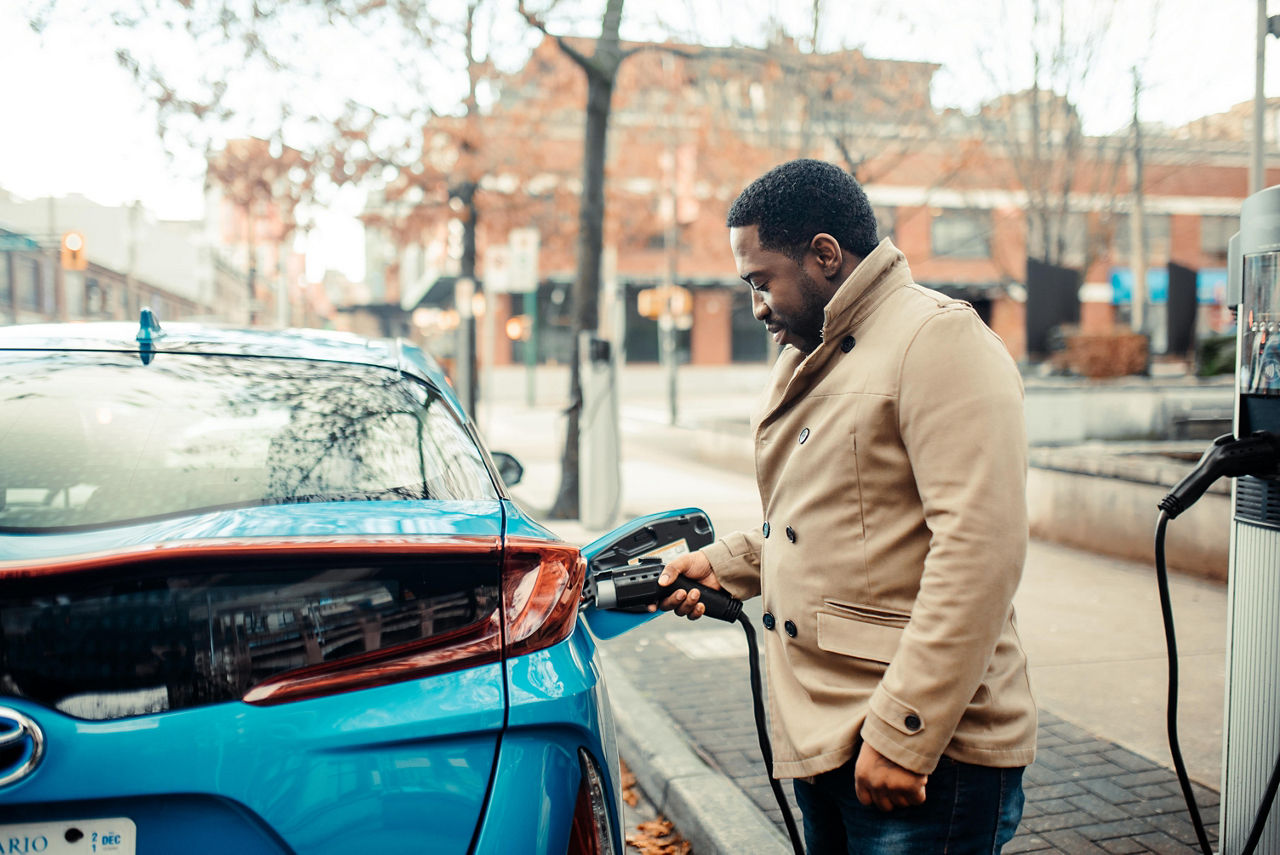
[861,685,942,775]
[700,529,762,601]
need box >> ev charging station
[578,330,621,530]
[1221,187,1280,853]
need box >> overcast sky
[0,0,1273,281]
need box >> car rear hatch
[0,534,541,855]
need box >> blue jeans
[791,752,1025,854]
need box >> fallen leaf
[620,758,639,807]
[626,818,692,854]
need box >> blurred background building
[364,35,1272,370]
[2,33,1272,374]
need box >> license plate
[0,818,136,854]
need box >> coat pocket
[816,611,905,664]
[822,599,910,628]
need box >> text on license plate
[0,818,136,854]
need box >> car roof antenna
[136,307,164,365]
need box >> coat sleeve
[859,307,1028,775]
[700,527,764,600]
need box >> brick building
[0,193,228,326]
[363,36,1276,366]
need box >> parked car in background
[0,312,709,855]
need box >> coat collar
[755,238,911,429]
[821,237,910,340]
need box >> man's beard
[782,269,830,354]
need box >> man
[658,159,1035,854]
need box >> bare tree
[970,0,1129,274]
[28,0,527,339]
[516,0,627,520]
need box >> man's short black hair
[726,159,880,262]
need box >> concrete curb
[600,649,792,855]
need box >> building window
[931,209,990,259]
[1200,215,1237,256]
[1027,211,1088,268]
[1113,212,1172,262]
[874,206,896,243]
[17,258,40,311]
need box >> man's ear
[809,233,844,277]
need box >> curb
[600,649,792,855]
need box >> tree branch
[516,0,597,74]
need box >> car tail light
[567,748,618,855]
[243,611,502,705]
[500,538,585,658]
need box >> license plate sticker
[0,818,136,854]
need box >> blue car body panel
[476,624,621,855]
[500,500,566,542]
[0,668,506,854]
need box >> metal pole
[1255,0,1268,195]
[524,289,537,407]
[482,288,497,431]
[662,316,677,426]
[662,53,679,427]
[1131,68,1147,337]
[455,277,475,417]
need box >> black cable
[738,612,806,855]
[1155,510,1280,855]
[1241,751,1280,855]
[1154,510,1215,855]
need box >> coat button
[784,620,797,638]
[798,428,810,444]
[763,522,771,538]
[841,335,856,353]
[904,714,922,732]
[762,612,776,630]
[785,526,796,543]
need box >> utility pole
[1256,0,1269,194]
[661,52,680,427]
[1130,67,1147,337]
[1253,2,1280,193]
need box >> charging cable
[1157,431,1280,855]
[587,559,807,855]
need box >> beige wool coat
[701,238,1037,779]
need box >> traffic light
[60,231,87,271]
[505,315,532,341]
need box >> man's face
[730,225,831,354]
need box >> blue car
[0,313,710,855]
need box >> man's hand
[655,552,721,620]
[854,741,928,812]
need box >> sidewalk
[482,366,1227,854]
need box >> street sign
[484,245,512,293]
[638,284,693,320]
[507,228,540,293]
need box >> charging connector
[587,557,743,622]
[1159,432,1280,519]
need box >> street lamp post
[1252,1,1280,194]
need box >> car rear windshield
[0,351,498,531]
